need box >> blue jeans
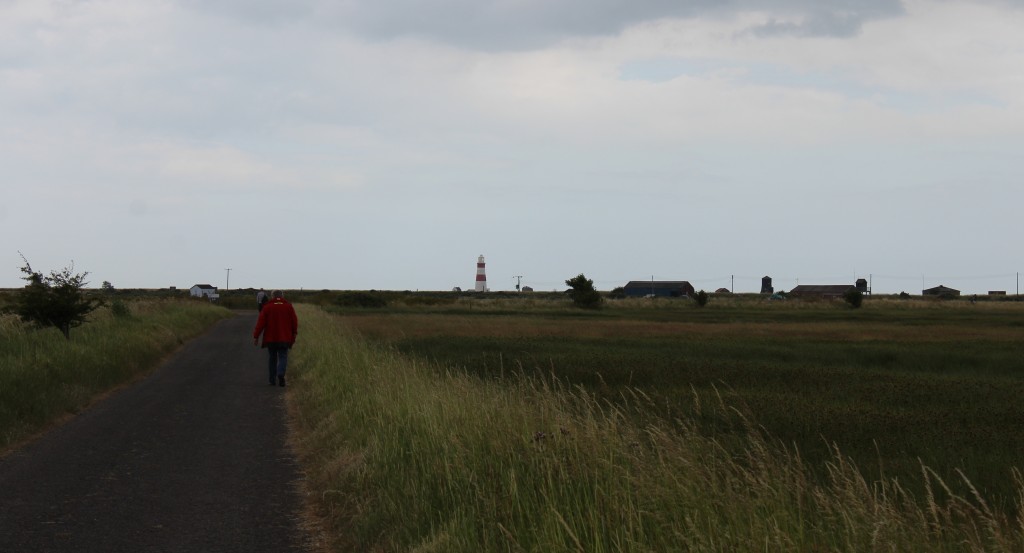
[267,344,290,381]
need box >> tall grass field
[0,299,232,451]
[288,299,1024,552]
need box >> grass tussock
[0,299,232,451]
[289,305,1024,552]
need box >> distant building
[789,284,855,299]
[190,284,218,299]
[715,288,731,294]
[923,285,960,297]
[522,286,534,292]
[856,278,869,295]
[761,276,773,294]
[989,291,1007,296]
[622,281,696,298]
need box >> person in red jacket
[252,290,298,387]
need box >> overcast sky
[4,0,1023,294]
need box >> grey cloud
[746,0,904,38]
[749,11,866,38]
[179,0,315,25]
[184,0,905,49]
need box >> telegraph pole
[225,268,231,291]
[513,275,523,292]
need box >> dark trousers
[267,344,290,381]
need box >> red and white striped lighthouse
[475,255,487,292]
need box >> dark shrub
[695,290,709,307]
[565,274,602,309]
[14,254,102,339]
[844,288,864,308]
[334,291,388,308]
[111,299,131,318]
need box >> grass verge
[289,305,1024,552]
[0,299,233,452]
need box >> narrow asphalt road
[0,313,309,552]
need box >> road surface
[0,313,310,552]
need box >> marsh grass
[327,299,1024,511]
[0,299,232,451]
[289,305,1024,552]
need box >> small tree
[844,288,864,309]
[565,273,602,309]
[695,290,709,307]
[15,254,102,339]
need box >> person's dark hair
[272,290,284,298]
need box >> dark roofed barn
[623,281,696,298]
[923,285,960,297]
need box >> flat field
[331,295,1024,507]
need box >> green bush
[110,299,131,318]
[843,288,864,308]
[565,274,602,309]
[695,290,709,307]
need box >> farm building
[788,284,855,299]
[190,284,218,299]
[622,281,696,298]
[923,285,960,297]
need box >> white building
[190,284,219,300]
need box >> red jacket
[253,298,298,347]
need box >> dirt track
[0,313,309,552]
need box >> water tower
[474,255,487,292]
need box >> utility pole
[512,275,523,292]
[731,274,734,294]
[225,268,231,291]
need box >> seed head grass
[288,305,1024,552]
